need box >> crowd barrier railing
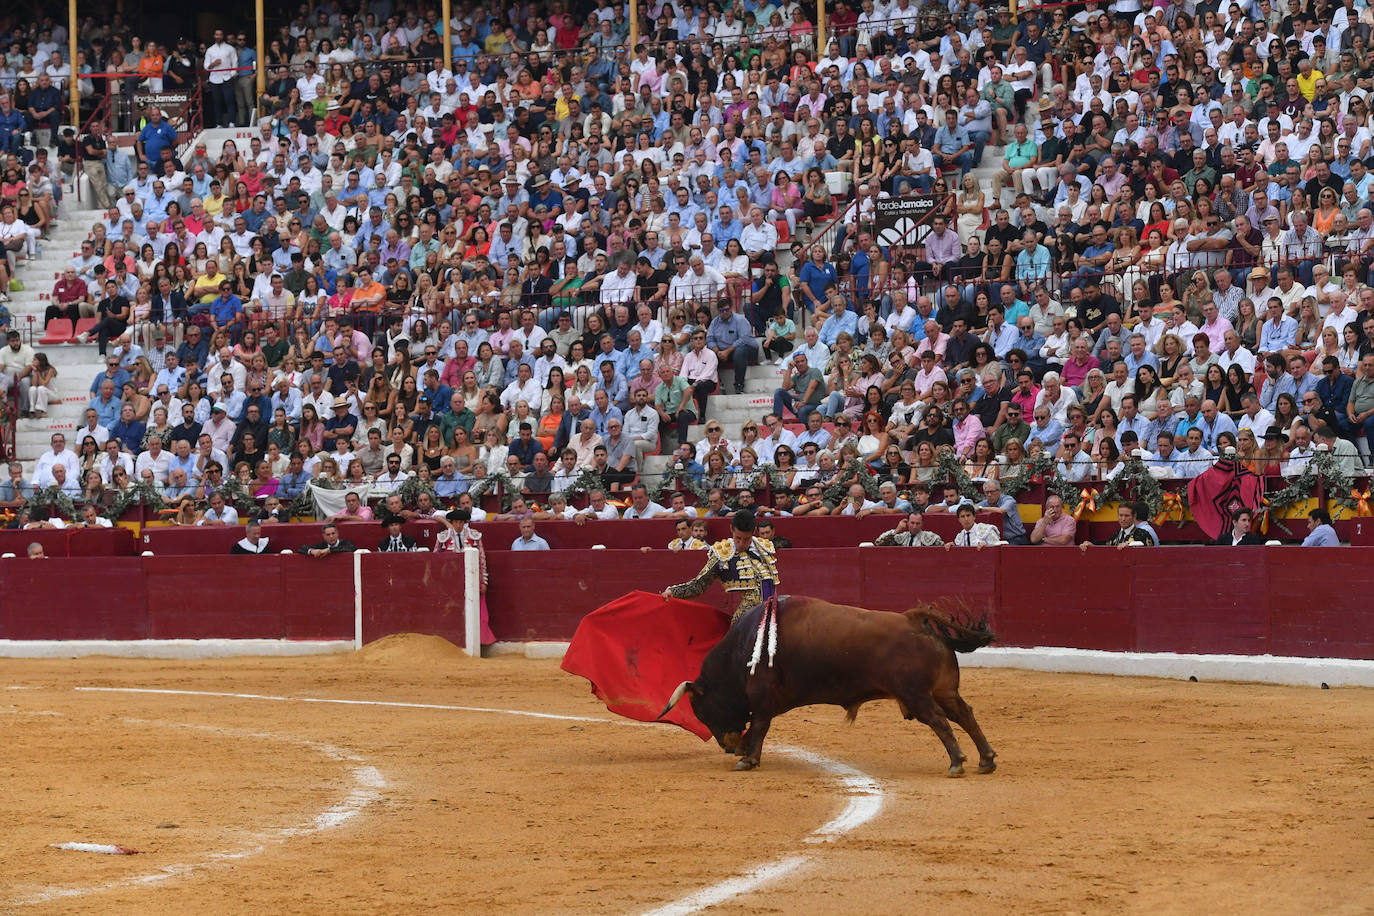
[5,547,1374,660]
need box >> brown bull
[659,597,998,776]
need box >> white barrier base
[0,639,355,659]
[959,646,1374,688]
[493,641,1374,688]
[3,639,1370,687]
[489,641,572,659]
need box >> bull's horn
[655,681,693,720]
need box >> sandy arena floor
[2,636,1372,915]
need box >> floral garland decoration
[1255,450,1365,533]
[469,470,518,509]
[821,459,885,506]
[1313,449,1361,514]
[1098,455,1175,521]
[217,476,261,519]
[933,450,982,502]
[1260,463,1318,534]
[102,481,167,522]
[30,485,77,521]
[559,467,612,499]
[394,474,437,509]
[650,464,710,504]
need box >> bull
[658,597,998,776]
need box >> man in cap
[376,514,417,552]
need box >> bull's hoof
[947,763,965,778]
[977,758,997,774]
[733,758,758,771]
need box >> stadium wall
[2,549,1373,662]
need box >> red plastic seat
[74,317,98,338]
[39,318,73,344]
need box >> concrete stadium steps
[8,196,114,470]
[13,348,105,465]
[6,205,108,331]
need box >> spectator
[1302,509,1341,547]
[1030,494,1077,545]
[298,523,357,556]
[945,503,1002,549]
[706,299,759,395]
[511,517,550,551]
[875,511,944,547]
[327,491,374,524]
[1081,502,1153,550]
[231,518,271,554]
[1213,507,1265,546]
[977,480,1027,544]
[376,515,417,552]
[197,491,239,527]
[773,351,825,422]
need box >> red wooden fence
[2,548,1372,660]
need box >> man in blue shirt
[510,517,550,550]
[1314,355,1355,434]
[710,204,743,247]
[1066,224,1115,291]
[109,403,146,452]
[278,454,313,498]
[433,455,471,497]
[208,280,243,339]
[1122,333,1160,378]
[136,107,178,167]
[931,109,974,176]
[89,379,121,427]
[819,306,858,348]
[706,300,760,394]
[1010,316,1046,375]
[596,361,630,412]
[508,423,541,471]
[617,329,655,378]
[0,94,24,155]
[589,388,623,436]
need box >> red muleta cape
[561,590,732,741]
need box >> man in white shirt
[511,309,547,352]
[620,483,668,519]
[945,503,1002,548]
[622,387,660,467]
[372,453,410,493]
[1216,330,1257,375]
[573,487,622,523]
[203,29,239,128]
[32,433,80,488]
[597,261,637,307]
[739,206,779,262]
[500,363,542,411]
[134,437,171,484]
[197,491,240,526]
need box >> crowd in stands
[1,0,1374,546]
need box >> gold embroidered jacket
[668,537,780,620]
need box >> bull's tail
[908,609,996,654]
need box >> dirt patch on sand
[353,633,472,666]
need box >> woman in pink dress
[435,508,495,645]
